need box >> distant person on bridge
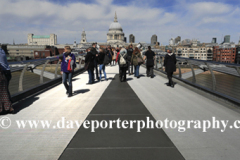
[85,48,95,84]
[163,49,177,88]
[61,46,76,97]
[106,46,113,66]
[118,48,128,82]
[112,48,117,66]
[97,48,107,81]
[143,46,155,78]
[127,44,134,75]
[0,48,14,114]
[131,47,143,79]
[90,43,99,81]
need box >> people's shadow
[126,78,133,81]
[139,74,145,77]
[107,77,115,80]
[72,78,80,82]
[164,82,178,86]
[73,89,90,96]
[11,97,40,114]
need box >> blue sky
[0,0,240,45]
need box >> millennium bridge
[1,52,240,160]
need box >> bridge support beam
[19,62,30,92]
[205,62,216,91]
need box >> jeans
[3,70,12,102]
[88,69,94,84]
[99,64,107,81]
[62,72,73,94]
[147,65,154,76]
[134,65,140,77]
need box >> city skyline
[1,0,240,45]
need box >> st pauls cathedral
[78,12,140,48]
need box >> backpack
[120,53,127,65]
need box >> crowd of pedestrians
[0,44,177,114]
[59,43,177,97]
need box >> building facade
[28,34,57,46]
[236,46,240,64]
[80,29,87,43]
[176,42,213,61]
[151,35,157,45]
[213,46,236,63]
[129,34,135,43]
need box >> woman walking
[85,48,95,84]
[143,46,155,78]
[131,47,143,78]
[98,48,107,81]
[163,49,177,88]
[118,48,128,82]
[61,46,76,97]
[0,48,14,114]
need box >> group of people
[60,43,177,97]
[83,43,157,83]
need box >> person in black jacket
[118,48,128,82]
[127,44,134,75]
[90,43,99,81]
[163,49,177,88]
[85,48,95,84]
[143,46,155,78]
[98,48,107,81]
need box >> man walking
[91,43,99,81]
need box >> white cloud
[188,2,232,16]
[0,0,240,45]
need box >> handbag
[137,56,143,65]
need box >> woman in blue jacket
[61,46,76,97]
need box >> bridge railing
[8,54,86,98]
[153,53,240,105]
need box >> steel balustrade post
[80,56,83,69]
[40,60,50,84]
[177,62,182,78]
[55,60,61,78]
[160,56,163,71]
[205,62,216,91]
[187,60,196,83]
[19,62,30,92]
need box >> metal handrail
[154,54,240,104]
[8,54,85,95]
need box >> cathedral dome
[109,22,122,31]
